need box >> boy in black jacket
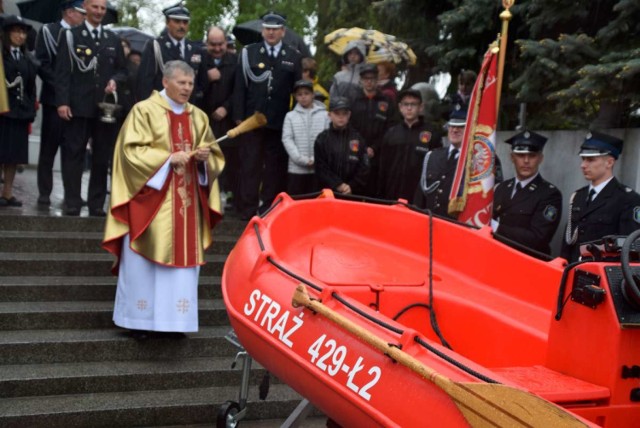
[314,97,369,195]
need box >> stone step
[0,231,238,254]
[0,300,230,330]
[0,253,226,276]
[0,214,248,235]
[0,326,236,364]
[0,276,222,302]
[0,384,304,428]
[0,357,272,398]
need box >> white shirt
[84,22,102,39]
[589,176,614,201]
[264,41,283,57]
[512,173,539,198]
[168,35,185,58]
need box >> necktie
[269,46,276,58]
[12,49,20,61]
[449,147,458,161]
[92,29,99,40]
[176,43,184,59]
[586,188,596,206]
[512,182,523,199]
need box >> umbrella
[368,41,417,65]
[324,27,416,65]
[110,27,153,52]
[232,19,311,58]
[8,0,118,25]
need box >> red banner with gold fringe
[448,45,499,227]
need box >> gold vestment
[103,91,224,271]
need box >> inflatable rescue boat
[222,191,640,427]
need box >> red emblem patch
[419,131,432,144]
[378,101,389,112]
[349,140,360,152]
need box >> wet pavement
[0,164,86,218]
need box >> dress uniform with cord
[135,2,202,102]
[54,5,128,216]
[34,0,86,207]
[232,11,302,220]
[560,132,640,262]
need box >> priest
[103,60,224,340]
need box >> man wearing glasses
[377,89,442,202]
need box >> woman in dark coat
[0,15,37,207]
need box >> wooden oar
[189,112,267,156]
[291,285,589,427]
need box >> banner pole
[496,0,515,114]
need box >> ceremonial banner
[448,45,499,227]
[0,49,9,114]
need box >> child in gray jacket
[282,80,329,195]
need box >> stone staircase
[0,214,308,427]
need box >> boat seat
[492,365,610,404]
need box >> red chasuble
[169,111,200,266]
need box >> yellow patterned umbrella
[324,27,416,65]
[368,40,417,65]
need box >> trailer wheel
[217,400,241,428]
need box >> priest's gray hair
[163,60,195,79]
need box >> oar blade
[444,382,590,427]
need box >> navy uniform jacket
[136,34,202,101]
[414,147,503,218]
[349,90,397,153]
[413,147,457,218]
[2,48,37,120]
[377,118,442,202]
[34,22,65,107]
[314,125,370,195]
[54,24,127,118]
[232,42,302,130]
[492,174,562,255]
[561,177,640,262]
[196,51,238,138]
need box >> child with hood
[328,40,367,103]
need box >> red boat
[222,191,640,427]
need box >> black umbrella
[111,26,153,52]
[232,19,311,58]
[11,0,118,25]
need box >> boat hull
[222,192,639,427]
